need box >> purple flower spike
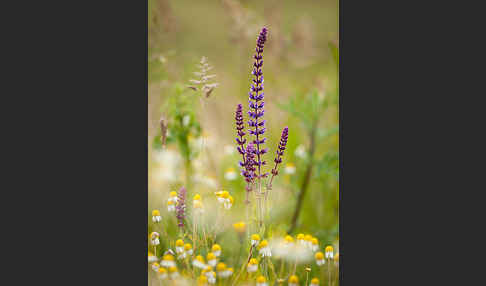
[248,27,268,179]
[175,186,186,228]
[269,127,289,188]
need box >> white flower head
[151,263,160,272]
[193,255,207,269]
[258,240,272,257]
[315,252,326,266]
[295,145,307,159]
[148,252,158,263]
[182,115,191,127]
[150,232,160,246]
[284,163,296,174]
[325,246,334,259]
[247,258,258,273]
[224,168,237,180]
[161,254,176,268]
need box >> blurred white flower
[182,115,191,127]
[295,145,307,159]
[224,145,235,155]
[284,163,296,174]
[224,168,238,180]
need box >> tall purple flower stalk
[176,186,186,229]
[248,27,269,183]
[269,127,289,188]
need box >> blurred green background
[148,0,339,250]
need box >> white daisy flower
[256,275,268,286]
[295,145,307,158]
[251,234,261,247]
[193,255,207,269]
[167,200,176,212]
[157,267,168,279]
[151,262,160,272]
[211,244,222,257]
[150,232,160,246]
[284,163,296,174]
[224,168,238,180]
[184,243,193,255]
[315,252,325,266]
[152,210,162,223]
[148,251,158,263]
[168,266,179,279]
[175,239,185,254]
[258,240,272,257]
[161,254,176,267]
[207,252,217,267]
[288,275,299,286]
[311,238,319,252]
[296,233,305,246]
[247,258,258,273]
[325,246,334,259]
[168,191,178,203]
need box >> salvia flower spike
[248,27,269,181]
[268,126,289,188]
[235,103,247,164]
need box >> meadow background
[148,0,339,284]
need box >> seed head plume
[188,56,219,98]
[175,186,186,229]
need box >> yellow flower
[284,162,296,174]
[207,252,217,267]
[184,243,193,255]
[167,200,175,212]
[311,237,319,251]
[233,221,246,233]
[148,251,157,263]
[251,234,261,246]
[221,191,229,199]
[158,267,168,279]
[289,275,299,285]
[325,245,334,259]
[216,262,227,272]
[315,252,325,266]
[175,239,185,253]
[194,194,201,201]
[198,275,208,286]
[212,244,222,257]
[193,255,206,269]
[284,235,294,244]
[296,233,305,244]
[310,277,319,286]
[152,209,162,223]
[257,275,268,286]
[247,258,258,273]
